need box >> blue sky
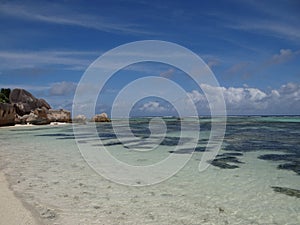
[0,0,299,116]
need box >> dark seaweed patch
[160,137,192,146]
[160,137,180,146]
[57,136,75,140]
[224,140,286,152]
[93,141,123,147]
[103,141,123,146]
[124,145,153,150]
[278,163,300,175]
[169,146,206,154]
[223,119,300,154]
[258,154,295,161]
[208,155,244,169]
[209,160,239,169]
[258,154,300,175]
[218,152,243,157]
[169,149,193,154]
[98,133,117,139]
[271,186,300,198]
[36,133,74,137]
[218,156,244,164]
[194,146,206,152]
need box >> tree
[0,88,11,103]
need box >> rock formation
[26,107,50,125]
[0,103,16,126]
[0,88,72,126]
[47,109,71,123]
[0,88,112,127]
[9,89,51,116]
[92,113,111,122]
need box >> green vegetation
[0,88,11,103]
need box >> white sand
[0,171,38,225]
[0,122,68,129]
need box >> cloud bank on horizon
[0,0,299,116]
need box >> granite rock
[47,109,71,123]
[0,103,16,126]
[92,113,111,122]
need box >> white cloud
[139,101,169,113]
[197,84,268,112]
[186,83,300,115]
[278,83,300,101]
[187,90,206,104]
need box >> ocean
[0,116,299,225]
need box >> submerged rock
[0,103,16,126]
[271,186,300,198]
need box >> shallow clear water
[0,116,299,225]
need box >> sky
[0,0,299,116]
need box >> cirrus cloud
[49,81,77,96]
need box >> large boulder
[13,102,32,116]
[47,109,71,123]
[16,114,29,124]
[92,113,111,122]
[37,98,51,109]
[9,89,51,116]
[25,107,50,125]
[0,103,16,126]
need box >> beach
[0,171,38,225]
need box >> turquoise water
[0,116,299,224]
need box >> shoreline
[0,122,69,129]
[0,171,40,225]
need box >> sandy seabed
[0,118,299,225]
